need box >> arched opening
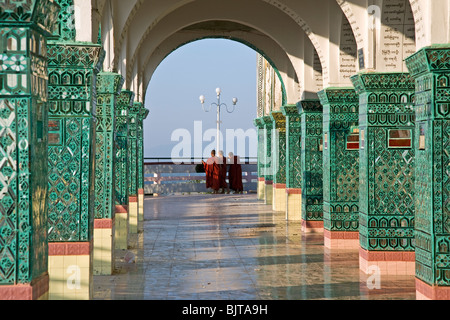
[144,38,286,162]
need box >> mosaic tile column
[46,0,105,298]
[0,0,59,300]
[137,107,149,228]
[298,100,324,233]
[253,118,266,201]
[270,111,286,213]
[114,90,134,251]
[406,45,450,300]
[261,116,273,205]
[93,72,124,275]
[351,72,416,276]
[281,106,302,221]
[46,42,104,299]
[319,88,360,249]
[128,101,142,236]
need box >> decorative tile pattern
[281,105,301,190]
[298,100,323,223]
[351,72,416,253]
[253,118,265,179]
[115,90,134,206]
[94,72,124,220]
[261,116,273,183]
[46,1,105,242]
[319,88,359,233]
[270,111,286,186]
[137,107,149,192]
[128,101,142,198]
[406,46,450,287]
[0,0,58,286]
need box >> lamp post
[199,88,238,153]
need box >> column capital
[318,87,358,105]
[297,99,323,114]
[117,90,135,115]
[261,115,273,128]
[350,72,414,95]
[270,111,286,132]
[47,42,105,73]
[253,118,265,129]
[97,72,124,95]
[129,101,143,115]
[405,45,450,78]
[280,104,298,117]
[139,108,150,121]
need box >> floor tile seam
[226,227,263,299]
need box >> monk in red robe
[228,152,243,194]
[218,151,229,194]
[203,150,220,194]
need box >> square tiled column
[128,102,143,236]
[93,71,124,275]
[282,105,302,221]
[137,108,149,229]
[0,0,59,300]
[351,72,416,275]
[46,33,104,300]
[406,45,450,300]
[114,90,134,248]
[299,100,324,233]
[270,111,287,213]
[254,118,266,201]
[319,88,360,246]
[261,116,274,205]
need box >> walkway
[93,194,417,300]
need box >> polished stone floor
[93,194,417,300]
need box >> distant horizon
[143,39,258,160]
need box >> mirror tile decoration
[406,46,450,289]
[94,72,124,219]
[351,72,416,253]
[298,100,324,224]
[0,0,59,285]
[319,88,360,235]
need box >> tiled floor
[93,194,417,300]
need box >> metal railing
[144,157,258,195]
[144,157,257,164]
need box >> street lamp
[199,88,238,153]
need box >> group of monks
[202,150,244,194]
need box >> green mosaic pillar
[318,88,360,249]
[253,118,266,201]
[127,101,142,236]
[406,45,450,300]
[270,111,286,213]
[93,72,124,276]
[261,116,273,205]
[46,0,105,300]
[351,72,416,275]
[114,90,134,251]
[298,100,324,233]
[0,0,59,300]
[281,106,302,221]
[137,107,149,228]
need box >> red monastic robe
[203,157,220,191]
[228,156,243,192]
[219,156,228,189]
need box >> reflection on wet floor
[93,194,417,300]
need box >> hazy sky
[143,39,258,160]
